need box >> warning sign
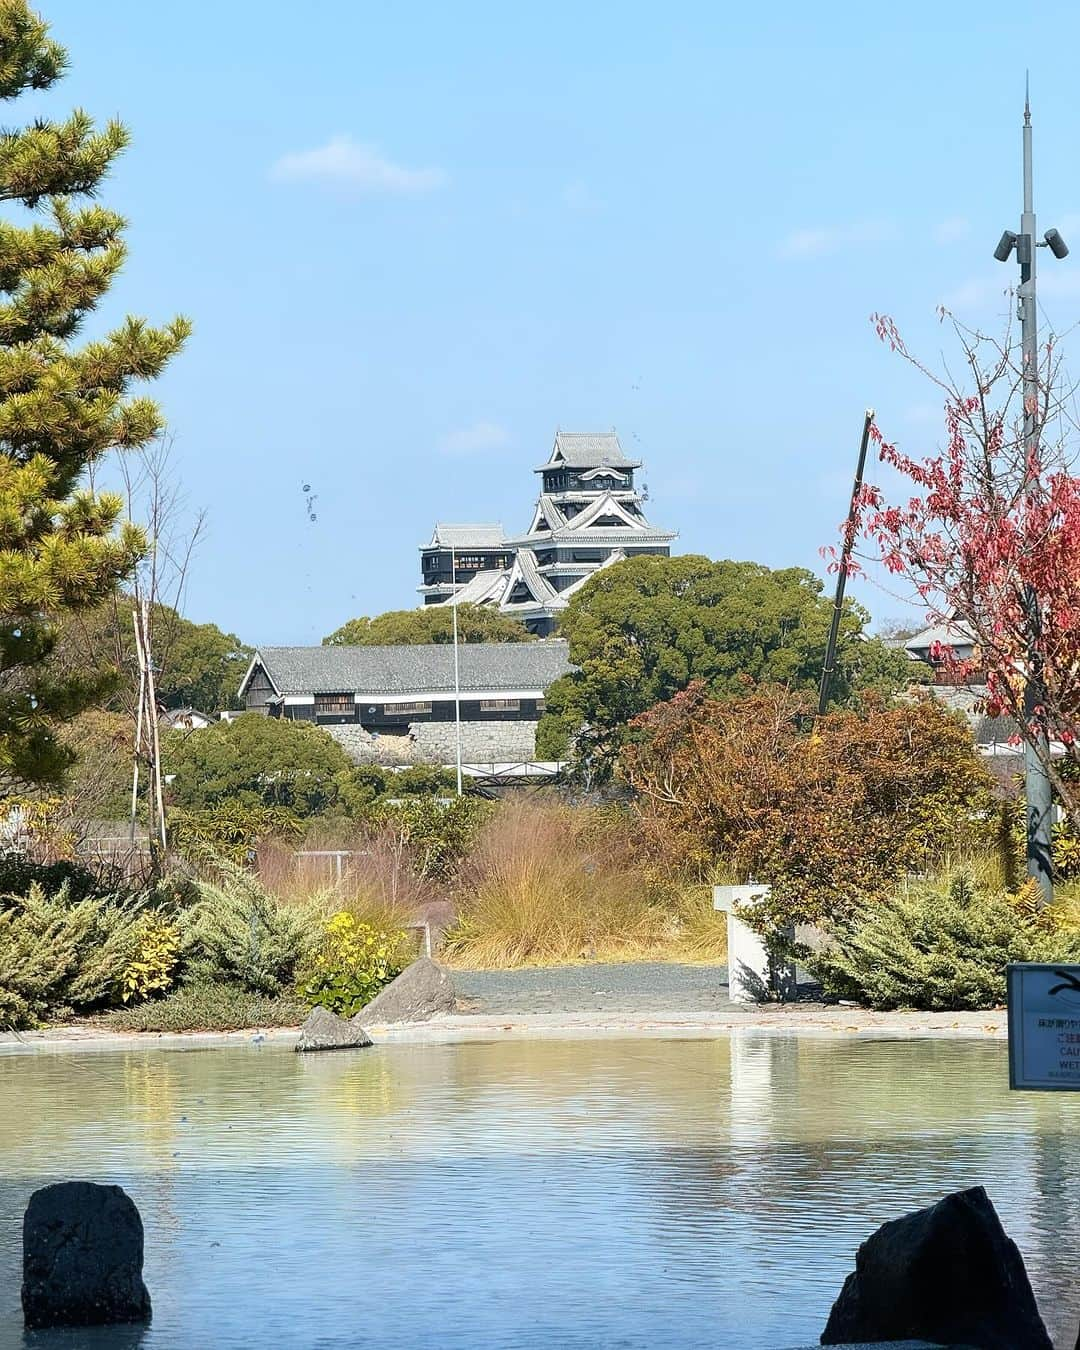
[1008,963,1080,1091]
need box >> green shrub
[103,982,306,1032]
[170,802,303,864]
[376,795,492,880]
[336,763,457,814]
[164,715,353,816]
[808,872,1080,1011]
[179,859,319,994]
[0,884,155,1028]
[299,910,406,1016]
[0,854,105,907]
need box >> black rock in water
[22,1181,151,1329]
[295,1005,374,1052]
[354,956,456,1026]
[822,1185,1051,1350]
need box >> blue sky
[32,0,1080,643]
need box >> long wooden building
[238,641,572,733]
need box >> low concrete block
[22,1181,151,1329]
[713,884,795,1002]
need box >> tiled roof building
[238,641,572,747]
[419,430,676,635]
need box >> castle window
[314,693,354,717]
[480,698,520,712]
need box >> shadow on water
[1,1036,1079,1349]
[18,1324,148,1350]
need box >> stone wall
[409,719,538,764]
[324,724,412,765]
[324,720,539,766]
[930,683,986,723]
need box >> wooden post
[132,599,167,863]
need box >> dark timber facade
[419,524,514,604]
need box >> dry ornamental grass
[442,799,725,968]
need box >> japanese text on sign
[1008,963,1080,1091]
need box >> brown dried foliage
[622,683,994,930]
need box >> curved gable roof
[427,523,506,549]
[536,430,641,472]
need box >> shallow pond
[1,1034,1078,1349]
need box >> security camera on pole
[992,81,1068,905]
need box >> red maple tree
[850,310,1080,819]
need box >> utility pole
[451,544,463,796]
[818,409,875,718]
[993,83,1068,904]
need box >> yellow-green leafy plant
[118,915,179,1003]
[299,911,406,1016]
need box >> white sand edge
[0,1005,1007,1054]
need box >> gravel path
[451,962,731,1015]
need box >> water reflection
[1,1036,1078,1349]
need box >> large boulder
[22,1181,151,1329]
[295,1005,373,1052]
[354,957,455,1027]
[822,1186,1051,1349]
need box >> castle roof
[535,430,641,472]
[514,491,676,546]
[426,523,506,549]
[904,620,976,657]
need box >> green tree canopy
[52,596,249,714]
[323,604,534,646]
[536,554,915,776]
[0,2,189,788]
[163,715,352,817]
[55,706,134,823]
[154,610,250,712]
